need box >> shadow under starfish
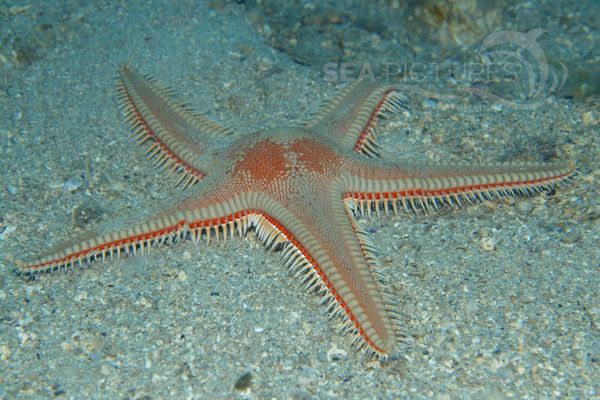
[15,65,575,360]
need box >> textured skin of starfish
[15,65,575,359]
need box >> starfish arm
[256,182,403,358]
[342,158,575,213]
[14,190,267,276]
[305,80,408,156]
[118,65,233,188]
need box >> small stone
[581,111,597,125]
[9,5,31,15]
[135,296,151,307]
[17,331,36,345]
[60,341,73,352]
[0,224,16,240]
[101,364,112,376]
[74,291,88,302]
[422,98,437,108]
[177,270,188,282]
[479,237,496,252]
[327,347,348,362]
[0,345,10,361]
[6,185,17,195]
[255,57,273,72]
[233,372,253,391]
[179,362,194,379]
[516,200,533,214]
[63,176,82,192]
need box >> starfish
[15,65,575,359]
